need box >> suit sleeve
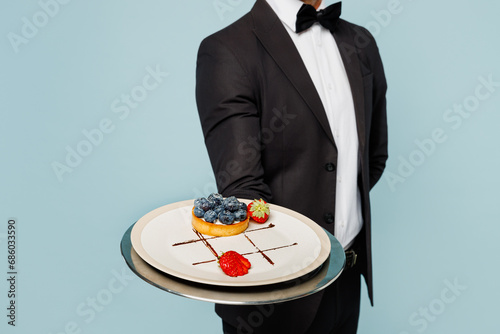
[195,35,272,201]
[362,28,388,189]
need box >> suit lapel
[250,0,366,153]
[250,0,335,146]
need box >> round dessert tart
[191,207,249,237]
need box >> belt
[345,249,357,269]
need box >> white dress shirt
[266,0,363,249]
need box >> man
[196,0,387,332]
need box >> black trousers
[222,265,361,334]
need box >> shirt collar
[266,0,326,32]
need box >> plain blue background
[1,0,499,333]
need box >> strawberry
[235,252,251,269]
[218,251,251,277]
[247,199,270,223]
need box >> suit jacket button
[324,213,334,224]
[325,163,336,172]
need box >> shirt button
[324,213,334,224]
[325,163,335,172]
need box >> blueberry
[194,197,205,208]
[223,196,237,207]
[203,210,218,223]
[219,210,235,225]
[197,198,212,211]
[193,207,205,218]
[225,199,240,212]
[234,209,247,221]
[237,202,247,211]
[213,205,225,216]
[208,193,224,206]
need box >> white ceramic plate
[131,199,331,287]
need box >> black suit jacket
[196,0,387,331]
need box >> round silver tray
[120,224,345,305]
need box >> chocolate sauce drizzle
[172,223,276,247]
[192,242,298,266]
[172,223,296,267]
[193,229,219,259]
[245,234,274,265]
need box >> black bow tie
[296,2,342,34]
